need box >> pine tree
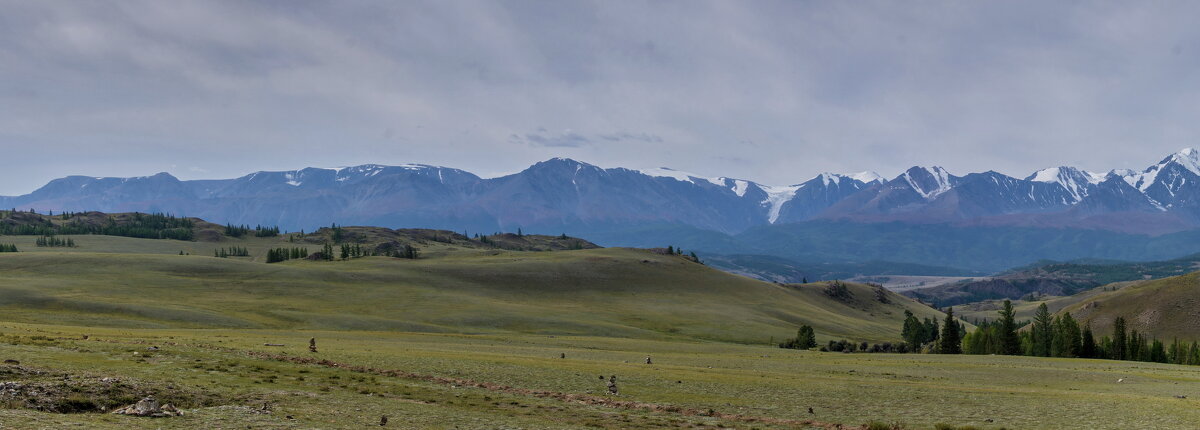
[798,325,817,348]
[998,299,1021,355]
[1031,303,1052,357]
[940,307,962,354]
[1112,317,1127,360]
[1081,325,1097,358]
[901,310,928,351]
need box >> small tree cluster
[266,247,309,263]
[0,243,17,252]
[225,224,280,238]
[312,243,336,261]
[214,246,250,258]
[35,235,75,247]
[339,243,370,260]
[779,325,817,349]
[823,281,853,300]
[901,310,940,351]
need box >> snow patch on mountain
[904,167,953,199]
[760,184,802,223]
[1026,166,1104,202]
[848,171,884,183]
[639,167,725,187]
[1120,148,1200,192]
[728,179,751,197]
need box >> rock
[112,396,183,417]
[1175,395,1188,399]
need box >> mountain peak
[900,166,954,199]
[1165,148,1200,175]
[847,171,884,183]
[1026,166,1105,185]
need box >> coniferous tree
[1081,325,1097,358]
[998,299,1021,355]
[1112,317,1128,360]
[1150,339,1167,363]
[1031,303,1053,357]
[940,307,962,354]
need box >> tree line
[36,235,76,248]
[959,300,1200,364]
[0,212,194,241]
[0,244,17,252]
[266,247,309,263]
[214,247,250,258]
[224,224,280,238]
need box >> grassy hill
[0,232,944,344]
[955,281,1142,324]
[1058,273,1200,341]
[7,216,1200,428]
[905,253,1200,307]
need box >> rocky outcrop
[112,396,183,417]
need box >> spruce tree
[1081,325,1097,358]
[940,307,962,354]
[1031,303,1052,357]
[998,299,1020,355]
[1112,317,1127,360]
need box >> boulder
[112,396,183,417]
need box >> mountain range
[8,149,1200,272]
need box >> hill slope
[1059,272,1200,341]
[906,253,1200,306]
[0,239,944,343]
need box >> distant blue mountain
[7,149,1200,272]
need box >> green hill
[906,253,1200,307]
[1058,272,1200,341]
[0,233,944,344]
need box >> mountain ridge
[7,149,1200,239]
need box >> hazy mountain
[8,149,1200,272]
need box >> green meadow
[2,233,1199,429]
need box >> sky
[2,1,1200,194]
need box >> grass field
[2,323,1199,429]
[0,237,948,343]
[3,234,1200,429]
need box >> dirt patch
[0,367,226,414]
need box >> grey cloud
[512,129,593,148]
[597,132,663,143]
[1,1,1199,194]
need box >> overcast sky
[2,1,1200,194]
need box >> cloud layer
[1,1,1199,194]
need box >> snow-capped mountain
[6,149,1200,237]
[1025,166,1105,203]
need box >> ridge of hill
[904,253,1200,307]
